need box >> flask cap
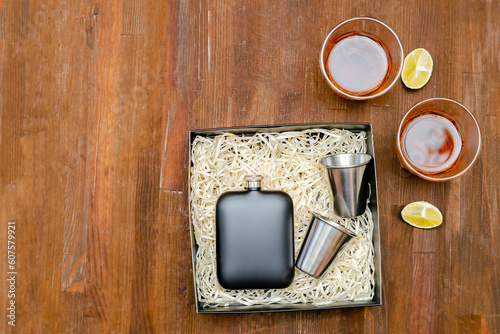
[244,175,262,190]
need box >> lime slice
[401,201,442,229]
[401,48,433,89]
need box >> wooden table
[1,0,498,333]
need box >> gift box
[188,123,382,313]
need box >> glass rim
[396,98,482,181]
[319,16,404,100]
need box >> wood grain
[61,0,98,296]
[0,0,498,333]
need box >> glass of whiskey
[396,98,481,181]
[319,17,404,100]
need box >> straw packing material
[190,128,375,307]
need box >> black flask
[215,175,295,290]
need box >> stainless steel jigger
[320,153,372,218]
[295,213,357,278]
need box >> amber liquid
[401,111,463,174]
[326,34,390,95]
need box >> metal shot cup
[320,153,372,218]
[296,213,357,278]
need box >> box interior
[188,123,382,313]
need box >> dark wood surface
[0,0,498,333]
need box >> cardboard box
[188,123,382,313]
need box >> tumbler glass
[319,17,404,100]
[396,98,481,181]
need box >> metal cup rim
[320,153,372,169]
[311,213,358,238]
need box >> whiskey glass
[319,17,404,100]
[395,98,481,181]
